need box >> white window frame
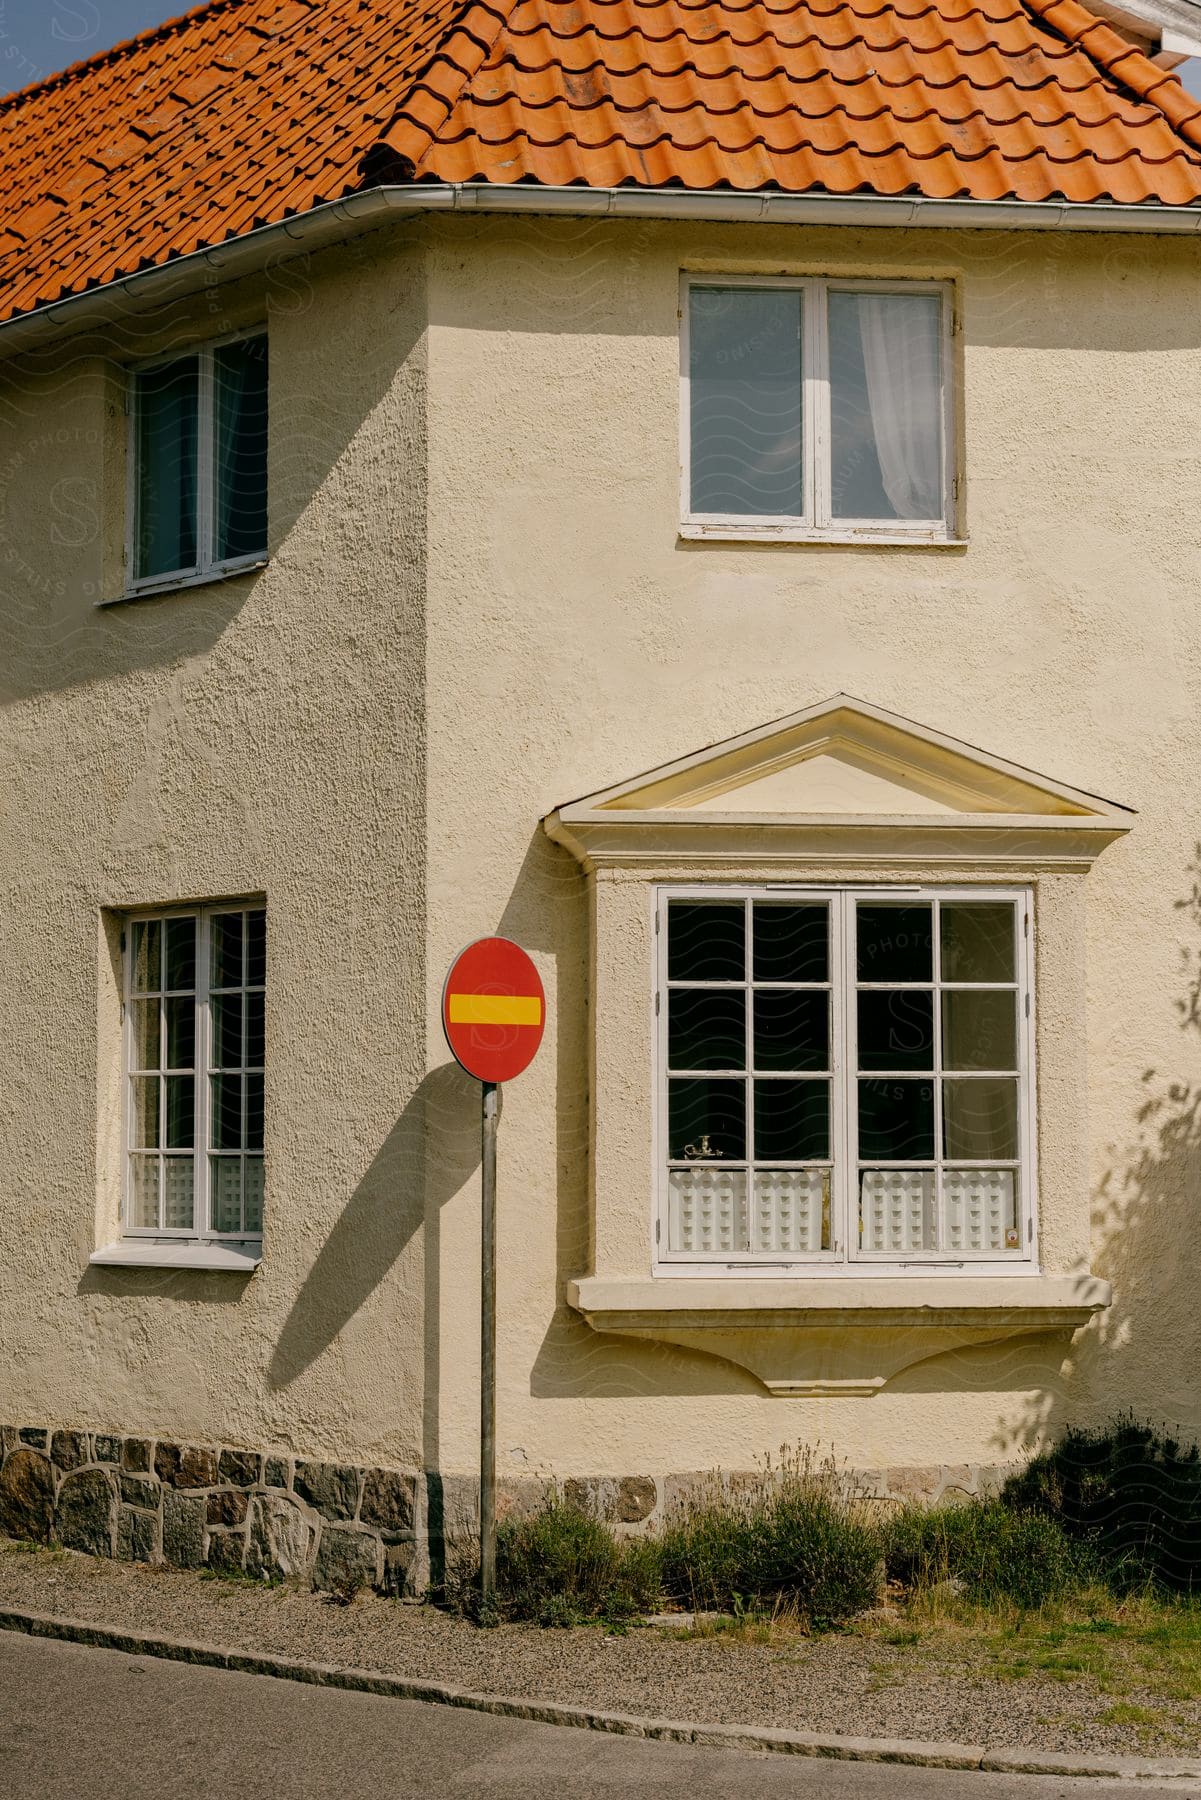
[124,327,268,597]
[121,901,265,1245]
[653,884,1036,1276]
[679,274,957,545]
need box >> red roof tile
[2,0,1201,326]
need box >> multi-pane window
[126,905,266,1240]
[658,889,1031,1267]
[684,278,950,539]
[130,332,268,588]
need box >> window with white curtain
[125,904,266,1242]
[658,888,1033,1269]
[683,279,951,540]
[130,331,268,589]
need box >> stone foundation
[0,1425,1015,1594]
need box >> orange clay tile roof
[3,0,1201,325]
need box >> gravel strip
[2,1541,1198,1760]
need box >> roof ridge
[1022,0,1201,153]
[0,0,256,113]
[369,0,520,171]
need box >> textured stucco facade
[1,214,1200,1510]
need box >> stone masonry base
[0,1425,1013,1596]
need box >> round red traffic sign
[442,937,545,1084]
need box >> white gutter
[5,179,1201,354]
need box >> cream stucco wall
[2,212,1200,1486]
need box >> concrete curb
[1,1604,1199,1782]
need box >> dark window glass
[211,1073,244,1150]
[856,904,933,982]
[753,903,828,982]
[213,336,268,561]
[668,1078,746,1161]
[165,996,195,1070]
[667,902,744,981]
[164,916,196,992]
[857,990,934,1072]
[754,1080,829,1160]
[246,909,267,987]
[246,1074,264,1152]
[689,288,802,516]
[212,914,243,989]
[668,989,745,1071]
[941,903,1015,983]
[164,1075,195,1150]
[942,1079,1019,1160]
[754,990,828,1072]
[246,990,265,1068]
[858,1079,935,1160]
[213,994,244,1071]
[941,990,1017,1072]
[135,355,198,579]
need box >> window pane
[211,1072,244,1150]
[753,903,828,982]
[689,287,802,516]
[942,990,1017,1072]
[131,1076,160,1149]
[942,1078,1019,1160]
[751,1169,829,1253]
[212,913,243,988]
[754,990,828,1072]
[246,908,267,987]
[668,1166,747,1253]
[128,1156,160,1229]
[211,1157,242,1233]
[131,920,162,994]
[860,1169,936,1252]
[668,989,745,1070]
[212,993,244,1070]
[941,1168,1018,1252]
[164,916,196,991]
[754,1080,829,1160]
[668,1077,746,1161]
[165,996,195,1070]
[164,1075,195,1150]
[667,902,744,981]
[244,1156,265,1233]
[857,990,933,1071]
[858,1078,935,1159]
[213,336,268,562]
[131,999,160,1072]
[246,990,265,1067]
[163,1157,195,1231]
[857,903,933,982]
[135,355,198,579]
[246,1074,264,1152]
[941,903,1016,983]
[828,291,943,521]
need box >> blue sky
[1,0,1200,99]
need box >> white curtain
[856,295,943,519]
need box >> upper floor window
[682,278,952,543]
[130,331,268,591]
[658,887,1032,1269]
[125,903,266,1242]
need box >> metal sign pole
[479,1079,499,1615]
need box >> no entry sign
[441,937,545,1084]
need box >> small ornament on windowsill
[683,1135,723,1160]
[1005,1227,1020,1249]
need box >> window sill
[680,523,966,548]
[98,558,268,607]
[567,1274,1109,1396]
[90,1240,262,1272]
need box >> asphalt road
[1,1631,1196,1799]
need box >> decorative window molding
[118,902,266,1250]
[680,275,957,545]
[544,696,1129,1395]
[126,329,268,596]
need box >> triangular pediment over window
[544,696,1133,870]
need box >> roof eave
[5,182,1201,356]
